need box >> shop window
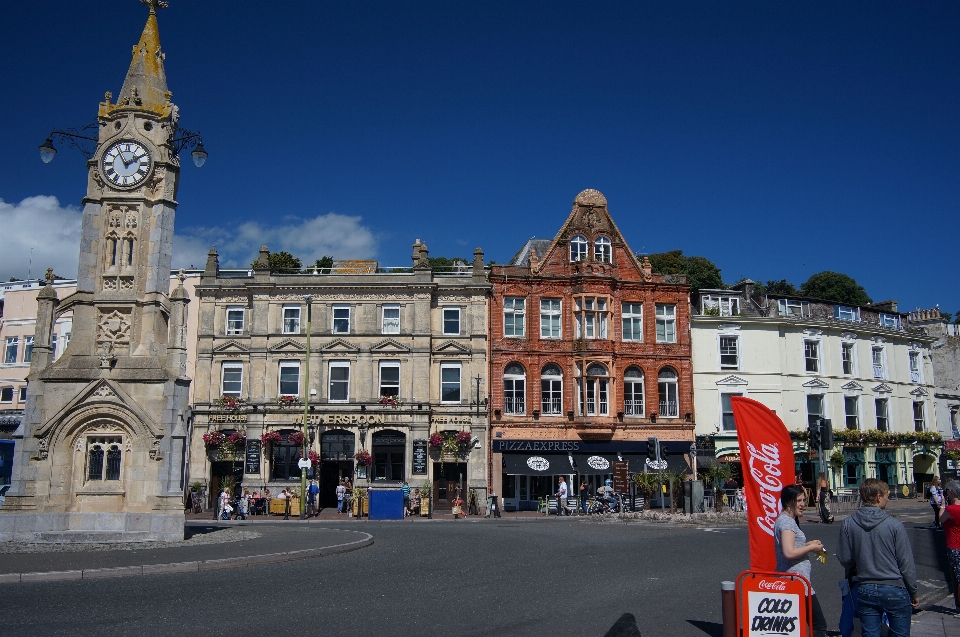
[658,367,678,418]
[540,364,563,415]
[271,430,302,481]
[321,430,355,461]
[623,367,644,417]
[503,363,526,414]
[372,430,405,481]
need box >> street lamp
[300,295,312,519]
[39,124,208,166]
[39,138,57,163]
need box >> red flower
[456,431,473,445]
[354,450,373,467]
[288,431,305,446]
[202,431,226,447]
[260,431,282,445]
[429,433,443,448]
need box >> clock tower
[0,0,193,541]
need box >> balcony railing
[659,400,678,418]
[624,400,644,416]
[540,398,562,415]
[504,397,525,415]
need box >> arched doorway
[209,428,244,508]
[913,452,937,494]
[320,429,354,507]
[432,430,466,511]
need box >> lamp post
[300,295,312,519]
[39,125,209,167]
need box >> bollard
[721,581,736,637]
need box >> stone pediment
[841,381,863,391]
[433,340,471,354]
[213,340,249,354]
[716,375,748,386]
[802,378,830,389]
[269,338,305,353]
[872,383,893,394]
[371,338,411,353]
[909,387,929,397]
[36,379,160,439]
[321,338,360,352]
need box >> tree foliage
[754,279,799,296]
[308,256,334,274]
[251,251,302,272]
[646,250,724,293]
[799,271,872,305]
[428,256,469,272]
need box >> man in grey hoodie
[836,478,919,637]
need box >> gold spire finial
[140,0,169,14]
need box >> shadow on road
[685,619,722,636]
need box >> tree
[646,250,724,293]
[799,271,872,305]
[308,256,334,274]
[428,256,469,272]
[754,279,799,296]
[250,251,302,272]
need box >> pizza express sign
[493,440,583,452]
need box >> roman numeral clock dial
[100,140,152,188]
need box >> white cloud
[0,196,82,281]
[175,213,379,269]
[0,196,378,279]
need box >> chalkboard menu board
[412,440,428,475]
[245,439,262,474]
[613,461,629,493]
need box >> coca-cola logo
[758,580,787,591]
[745,441,784,537]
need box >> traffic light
[660,442,669,462]
[820,419,834,451]
[807,420,821,451]
[647,437,660,462]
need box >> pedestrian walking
[336,479,346,515]
[774,484,827,637]
[930,476,945,529]
[836,478,919,637]
[579,480,589,515]
[556,477,570,516]
[940,480,960,614]
[217,488,230,521]
[400,481,411,517]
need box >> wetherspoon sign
[737,570,811,637]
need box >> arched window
[579,363,609,416]
[86,436,122,481]
[570,234,588,262]
[594,236,611,263]
[658,367,678,418]
[624,367,644,417]
[504,363,526,415]
[373,430,406,481]
[541,363,563,415]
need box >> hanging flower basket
[203,431,227,448]
[216,395,246,414]
[429,433,443,448]
[354,450,373,467]
[288,431,305,446]
[456,430,473,446]
[226,431,246,449]
[378,395,402,408]
[277,395,301,408]
[308,450,320,467]
[260,431,282,446]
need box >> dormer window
[701,295,740,317]
[879,313,900,329]
[834,306,860,322]
[594,236,611,263]
[778,299,810,318]
[570,234,588,262]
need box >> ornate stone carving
[109,210,124,228]
[102,278,118,291]
[98,341,117,368]
[34,437,49,460]
[149,437,162,460]
[98,309,132,344]
[92,384,117,400]
[124,210,138,229]
[119,277,135,291]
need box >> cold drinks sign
[737,571,811,636]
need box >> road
[0,516,949,637]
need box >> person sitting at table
[276,489,287,499]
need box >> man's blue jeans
[857,583,912,637]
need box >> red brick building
[488,189,695,511]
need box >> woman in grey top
[774,484,827,637]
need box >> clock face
[101,140,152,188]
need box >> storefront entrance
[433,462,466,510]
[320,430,355,508]
[209,460,243,508]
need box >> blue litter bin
[368,489,404,520]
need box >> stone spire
[115,2,170,115]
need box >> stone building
[189,243,490,511]
[907,308,960,442]
[691,282,939,493]
[0,3,197,541]
[488,189,695,511]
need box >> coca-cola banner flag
[731,396,796,572]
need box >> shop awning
[569,453,618,474]
[502,453,576,475]
[626,454,690,473]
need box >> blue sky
[1,2,957,313]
